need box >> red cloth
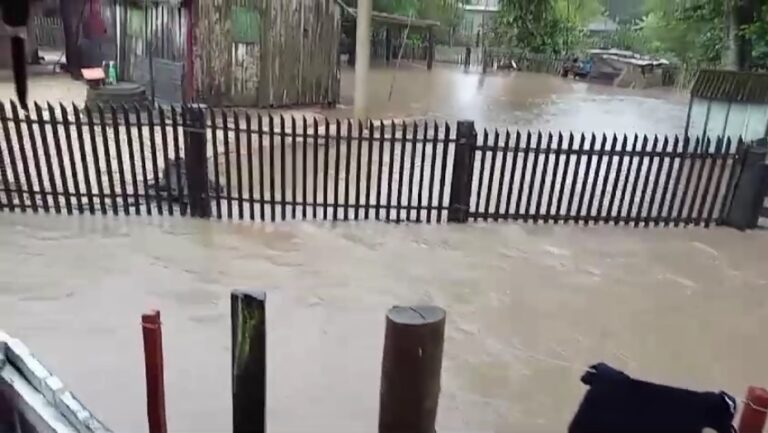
[83,0,107,40]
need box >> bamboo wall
[195,0,341,107]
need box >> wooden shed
[118,0,341,107]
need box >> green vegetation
[490,0,603,54]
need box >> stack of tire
[86,82,151,112]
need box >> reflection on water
[329,64,689,135]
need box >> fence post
[448,120,476,223]
[739,387,768,433]
[231,290,266,433]
[141,310,167,433]
[723,145,768,230]
[183,105,211,218]
[378,306,446,433]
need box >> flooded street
[1,214,768,432]
[1,64,765,432]
[334,64,690,134]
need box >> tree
[491,0,602,54]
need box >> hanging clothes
[83,0,107,40]
[569,363,737,433]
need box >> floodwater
[1,214,768,432]
[1,63,764,433]
[1,63,690,135]
[334,64,690,135]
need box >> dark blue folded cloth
[569,362,736,433]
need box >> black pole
[724,145,768,230]
[231,290,266,433]
[378,306,446,433]
[183,105,211,218]
[448,120,476,222]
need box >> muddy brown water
[1,214,768,433]
[2,64,765,433]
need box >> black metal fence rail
[468,130,737,227]
[0,102,746,228]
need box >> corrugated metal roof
[691,69,768,104]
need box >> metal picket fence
[0,101,744,228]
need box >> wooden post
[378,306,446,433]
[739,387,768,433]
[231,290,266,433]
[141,310,167,433]
[426,28,434,71]
[353,0,372,119]
[183,105,210,218]
[723,145,768,230]
[448,120,476,223]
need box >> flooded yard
[1,63,765,433]
[1,214,768,432]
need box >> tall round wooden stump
[378,306,446,433]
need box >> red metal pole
[142,310,167,433]
[738,386,768,433]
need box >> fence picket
[60,104,84,214]
[596,134,617,223]
[426,122,439,223]
[555,133,572,221]
[211,109,221,219]
[567,134,585,222]
[133,106,151,216]
[258,114,267,221]
[357,120,365,220]
[303,117,310,220]
[474,129,489,221]
[246,113,255,221]
[707,138,732,227]
[484,130,500,222]
[234,110,244,220]
[85,106,105,215]
[679,138,702,226]
[636,135,657,228]
[73,105,94,214]
[586,134,606,224]
[376,121,386,221]
[170,106,184,216]
[608,135,628,224]
[49,103,73,215]
[280,116,287,221]
[416,122,428,222]
[504,131,521,218]
[517,132,532,220]
[11,103,36,213]
[537,133,553,222]
[396,122,408,223]
[578,134,597,224]
[654,136,673,226]
[494,130,511,221]
[323,118,331,221]
[627,135,648,226]
[35,102,60,214]
[158,106,173,216]
[292,116,298,220]
[344,120,353,221]
[525,132,541,222]
[97,105,118,216]
[698,138,721,225]
[313,118,320,220]
[686,139,708,226]
[669,136,690,227]
[122,105,141,216]
[269,115,277,222]
[0,103,22,212]
[436,123,451,223]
